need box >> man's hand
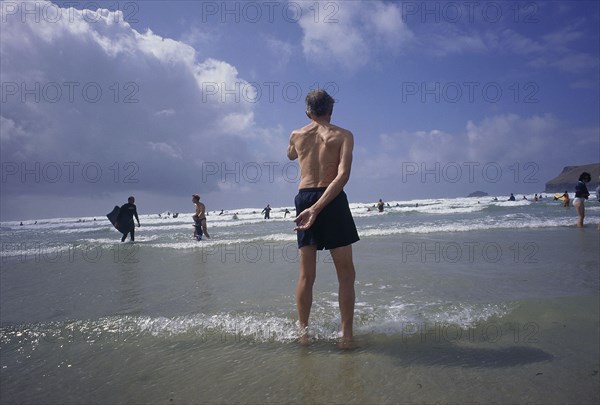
[293,208,317,231]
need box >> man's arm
[134,207,140,225]
[294,132,354,231]
[287,133,298,161]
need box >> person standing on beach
[192,194,210,239]
[117,196,140,242]
[288,89,359,345]
[573,172,591,227]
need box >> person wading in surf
[288,89,359,346]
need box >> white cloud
[147,142,182,159]
[354,113,594,190]
[0,0,279,219]
[549,52,600,74]
[298,1,413,71]
[463,114,559,161]
[542,24,585,50]
[400,12,598,75]
[417,24,487,57]
[220,112,255,135]
[155,109,176,117]
[492,29,545,55]
[263,35,294,70]
[135,29,197,64]
[487,27,599,74]
[0,116,28,143]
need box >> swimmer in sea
[562,191,570,207]
[192,194,210,239]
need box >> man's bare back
[288,121,353,190]
[288,117,354,233]
[194,201,207,219]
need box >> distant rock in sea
[545,163,600,193]
[468,191,489,197]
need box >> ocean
[1,194,599,403]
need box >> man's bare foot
[299,334,311,346]
[337,336,357,350]
[297,325,310,346]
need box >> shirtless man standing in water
[192,194,210,239]
[288,89,359,344]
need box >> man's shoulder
[292,123,352,136]
[290,123,312,138]
[330,123,353,137]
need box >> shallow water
[1,196,599,403]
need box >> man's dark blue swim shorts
[294,188,360,250]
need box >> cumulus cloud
[298,1,413,71]
[481,26,598,74]
[0,0,279,219]
[354,113,598,197]
[366,113,563,167]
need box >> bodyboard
[107,205,134,233]
[107,206,120,230]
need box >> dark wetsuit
[294,188,359,250]
[117,203,139,242]
[575,181,590,199]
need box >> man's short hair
[305,89,335,117]
[192,194,200,201]
[128,196,135,203]
[579,172,591,182]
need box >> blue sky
[1,0,599,220]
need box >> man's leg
[201,220,210,238]
[330,245,356,339]
[575,200,585,227]
[296,245,317,333]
